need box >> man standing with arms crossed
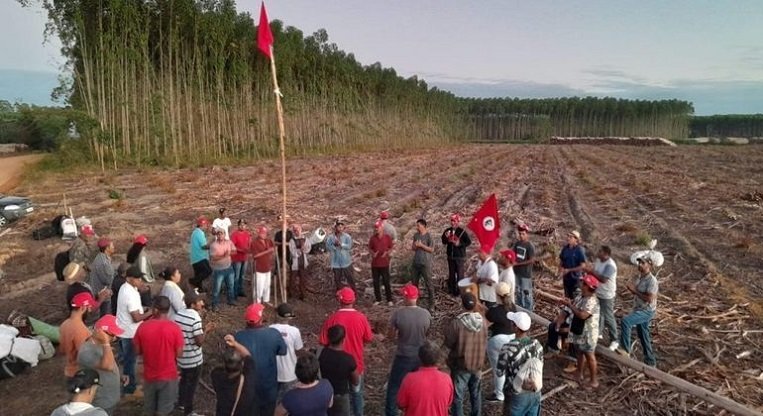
[442,214,471,297]
[384,284,431,416]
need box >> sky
[1,0,762,114]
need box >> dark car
[0,194,34,227]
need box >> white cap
[506,311,532,331]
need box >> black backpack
[54,250,71,281]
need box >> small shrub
[634,231,653,247]
[107,188,124,200]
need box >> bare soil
[0,144,761,415]
[0,154,44,193]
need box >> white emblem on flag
[482,216,495,231]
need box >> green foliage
[107,188,124,200]
[634,231,653,247]
[690,114,763,138]
[0,100,95,151]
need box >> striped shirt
[174,308,203,369]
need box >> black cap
[637,256,654,265]
[461,293,477,310]
[276,303,295,318]
[67,369,100,394]
[125,265,148,280]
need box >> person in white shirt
[497,249,517,300]
[212,207,232,240]
[158,266,185,320]
[270,303,304,401]
[584,245,619,350]
[115,266,153,395]
[473,249,500,307]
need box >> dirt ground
[0,154,44,193]
[0,144,762,415]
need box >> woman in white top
[126,235,155,283]
[158,266,185,320]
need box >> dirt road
[0,154,44,192]
[0,145,761,415]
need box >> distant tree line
[19,0,696,167]
[689,115,763,138]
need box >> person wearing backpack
[496,311,544,416]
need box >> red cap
[400,283,419,300]
[517,224,530,232]
[134,234,148,245]
[97,238,112,249]
[380,211,390,220]
[450,213,461,222]
[197,216,209,226]
[245,303,265,323]
[500,249,517,263]
[374,220,383,229]
[336,287,356,304]
[581,274,600,290]
[81,225,95,236]
[71,292,98,309]
[94,314,124,336]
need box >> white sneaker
[608,341,619,351]
[373,301,380,306]
[387,301,394,306]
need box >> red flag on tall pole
[257,2,274,59]
[468,194,501,253]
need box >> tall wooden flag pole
[257,2,288,303]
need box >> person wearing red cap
[379,210,397,241]
[319,288,374,416]
[498,249,517,292]
[559,274,601,388]
[69,224,97,271]
[384,284,431,416]
[251,225,275,304]
[88,238,115,320]
[189,216,212,291]
[127,234,156,284]
[60,292,96,380]
[77,314,124,414]
[234,303,287,416]
[512,224,536,311]
[368,220,394,306]
[441,213,472,297]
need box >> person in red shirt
[398,342,454,416]
[230,219,252,298]
[319,288,374,416]
[251,226,275,305]
[133,296,184,416]
[368,220,394,306]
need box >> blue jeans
[212,267,235,306]
[515,278,534,311]
[384,355,420,416]
[451,370,482,416]
[232,261,247,296]
[350,374,364,416]
[119,337,137,394]
[620,309,656,366]
[504,391,541,416]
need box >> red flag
[467,194,501,253]
[257,2,274,59]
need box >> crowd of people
[51,209,658,416]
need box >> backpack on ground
[54,250,71,281]
[32,224,57,240]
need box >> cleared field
[0,144,762,415]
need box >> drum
[457,278,479,299]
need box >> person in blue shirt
[558,230,587,299]
[326,221,355,291]
[189,216,212,292]
[234,303,287,416]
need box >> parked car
[0,194,34,227]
